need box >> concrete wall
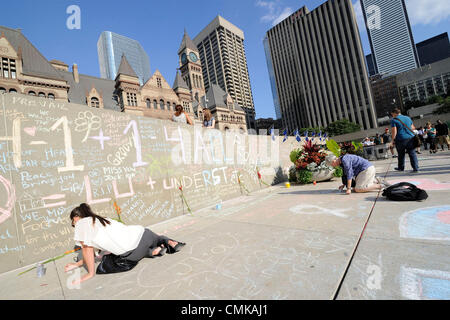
[0,93,310,273]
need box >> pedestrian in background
[381,128,396,158]
[390,108,419,172]
[425,122,437,154]
[435,120,450,151]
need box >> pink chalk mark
[24,127,36,136]
[0,175,15,224]
[388,179,450,191]
[437,211,450,224]
[42,194,66,200]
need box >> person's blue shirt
[203,117,214,127]
[391,114,415,141]
[340,154,372,181]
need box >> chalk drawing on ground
[0,175,15,224]
[400,266,450,300]
[289,204,351,218]
[399,206,450,241]
[388,178,450,191]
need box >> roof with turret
[178,30,198,54]
[116,54,138,78]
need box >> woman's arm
[71,243,96,285]
[185,112,193,125]
[210,118,215,128]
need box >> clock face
[181,53,187,64]
[189,52,198,62]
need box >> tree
[325,119,361,137]
[433,96,450,115]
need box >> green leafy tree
[325,119,361,137]
[433,96,450,115]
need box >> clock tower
[178,30,205,103]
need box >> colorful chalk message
[0,93,299,273]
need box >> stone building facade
[0,25,247,131]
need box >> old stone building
[0,25,247,131]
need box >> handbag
[395,117,421,148]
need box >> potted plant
[288,140,336,184]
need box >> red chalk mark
[437,211,450,224]
[40,284,48,287]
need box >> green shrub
[333,166,343,178]
[296,169,313,184]
[290,149,301,164]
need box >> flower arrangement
[289,140,335,184]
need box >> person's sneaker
[376,176,391,187]
[412,170,420,173]
[393,155,398,158]
[394,167,404,172]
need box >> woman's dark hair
[175,104,183,112]
[70,203,111,227]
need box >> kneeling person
[327,154,384,195]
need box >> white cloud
[405,0,450,25]
[272,7,294,25]
[255,0,293,26]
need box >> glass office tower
[97,31,150,85]
[263,35,282,120]
[360,0,419,76]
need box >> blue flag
[270,128,276,141]
[294,130,301,142]
[282,129,288,142]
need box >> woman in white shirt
[171,104,193,125]
[64,203,185,284]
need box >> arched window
[167,101,171,111]
[173,103,176,110]
[146,99,151,108]
[153,100,158,109]
[0,87,6,94]
[224,127,230,131]
[48,93,55,99]
[91,97,100,108]
[28,91,36,96]
[38,92,46,98]
[160,99,165,110]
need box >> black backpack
[382,182,428,201]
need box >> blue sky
[2,0,449,119]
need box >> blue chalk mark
[421,277,450,300]
[404,206,450,240]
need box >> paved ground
[1,150,449,300]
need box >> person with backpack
[425,122,437,154]
[389,109,419,172]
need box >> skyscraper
[265,0,377,132]
[263,35,281,120]
[360,0,419,76]
[97,31,151,85]
[193,16,256,129]
[416,33,450,67]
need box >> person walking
[390,108,419,172]
[436,120,450,151]
[381,128,396,158]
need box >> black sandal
[167,241,186,254]
[148,246,167,258]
